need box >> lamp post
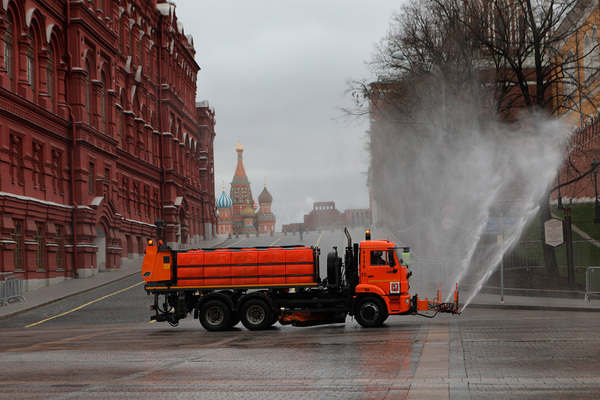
[391,51,445,126]
[592,161,600,223]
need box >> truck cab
[355,239,412,316]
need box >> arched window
[584,32,592,81]
[55,225,64,270]
[564,51,576,100]
[35,222,45,271]
[85,59,91,123]
[100,70,107,133]
[117,14,123,52]
[3,13,14,90]
[119,93,126,141]
[26,31,35,95]
[12,219,23,271]
[47,46,55,110]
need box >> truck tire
[240,298,272,330]
[199,300,232,331]
[355,296,388,328]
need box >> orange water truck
[142,228,459,331]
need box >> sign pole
[500,212,504,303]
[564,208,574,286]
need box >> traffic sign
[544,218,564,247]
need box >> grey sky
[174,1,401,228]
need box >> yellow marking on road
[315,231,325,246]
[228,237,248,247]
[269,236,283,246]
[25,281,145,328]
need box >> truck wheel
[199,300,231,331]
[240,299,272,330]
[355,296,388,328]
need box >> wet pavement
[2,232,600,399]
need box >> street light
[592,160,600,223]
[391,51,445,126]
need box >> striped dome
[216,189,232,209]
[258,185,273,204]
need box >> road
[1,228,600,399]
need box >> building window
[10,134,23,184]
[47,49,54,109]
[100,71,107,134]
[12,219,23,270]
[35,222,45,271]
[117,17,123,52]
[89,162,95,195]
[55,225,64,270]
[85,59,91,123]
[4,13,13,90]
[26,32,35,94]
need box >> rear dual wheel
[240,299,273,331]
[199,300,235,331]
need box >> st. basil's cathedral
[216,142,276,235]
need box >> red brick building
[282,201,371,232]
[0,0,216,290]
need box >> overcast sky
[174,1,401,228]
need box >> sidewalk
[0,234,228,321]
[468,291,600,312]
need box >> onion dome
[241,202,255,218]
[216,189,232,209]
[258,185,273,204]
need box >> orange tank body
[143,245,318,288]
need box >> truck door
[365,249,400,295]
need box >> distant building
[282,202,371,232]
[0,0,216,290]
[216,142,276,235]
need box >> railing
[585,267,600,301]
[0,273,26,307]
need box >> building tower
[216,187,233,235]
[230,141,252,234]
[241,201,257,235]
[256,184,276,234]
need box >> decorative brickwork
[0,0,216,289]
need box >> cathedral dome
[258,185,273,204]
[216,189,232,209]
[242,202,255,218]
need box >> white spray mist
[375,88,569,310]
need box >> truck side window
[370,250,386,266]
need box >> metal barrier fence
[0,274,26,306]
[585,267,600,301]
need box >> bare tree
[347,0,600,279]
[438,0,599,278]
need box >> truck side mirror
[401,248,411,266]
[387,250,396,267]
